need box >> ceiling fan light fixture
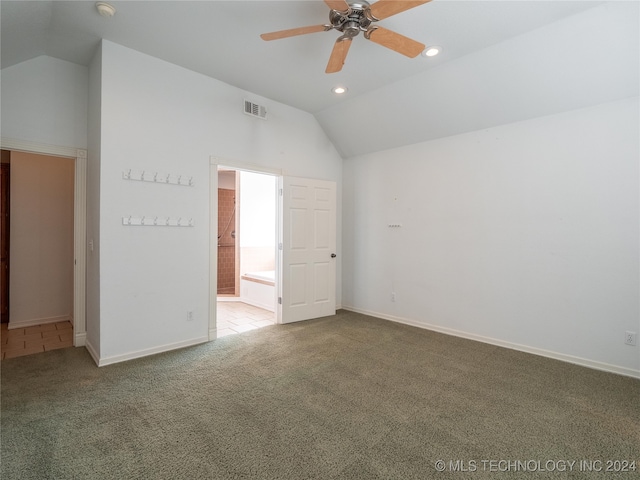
[96,2,116,18]
[332,86,348,94]
[261,0,432,73]
[423,45,441,57]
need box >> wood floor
[0,321,73,360]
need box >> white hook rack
[122,169,194,187]
[122,216,195,227]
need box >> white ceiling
[3,1,636,157]
[1,0,605,112]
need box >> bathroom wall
[239,171,276,275]
[240,248,275,275]
[217,186,236,295]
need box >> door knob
[331,253,337,258]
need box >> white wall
[93,41,342,363]
[10,152,75,327]
[86,44,102,357]
[1,56,88,149]
[343,97,640,377]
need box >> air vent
[244,100,267,119]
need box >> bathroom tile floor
[216,301,276,337]
[1,321,74,360]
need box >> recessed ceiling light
[423,46,442,57]
[332,86,348,94]
[96,2,116,18]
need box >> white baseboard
[342,306,640,380]
[9,315,72,330]
[85,339,100,366]
[74,331,86,347]
[96,336,209,367]
[240,297,275,313]
[216,296,242,302]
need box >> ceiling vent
[244,100,267,120]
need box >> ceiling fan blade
[369,0,432,20]
[366,26,425,58]
[326,37,352,73]
[261,24,329,41]
[324,0,350,11]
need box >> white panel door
[280,176,336,323]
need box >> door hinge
[278,297,282,305]
[279,188,283,196]
[278,242,283,250]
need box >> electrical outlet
[625,331,637,346]
[187,311,194,322]
[391,292,396,302]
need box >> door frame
[0,137,87,346]
[209,156,282,340]
[1,159,10,323]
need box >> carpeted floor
[2,310,639,479]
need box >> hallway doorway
[0,149,77,359]
[0,140,87,352]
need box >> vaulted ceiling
[2,1,638,157]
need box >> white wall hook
[123,215,194,227]
[122,169,194,187]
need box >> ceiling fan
[260,0,432,73]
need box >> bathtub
[240,270,276,312]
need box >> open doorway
[216,167,278,337]
[1,150,76,359]
[0,140,86,358]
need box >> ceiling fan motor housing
[329,0,374,38]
